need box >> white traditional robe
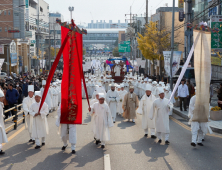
[106,90,120,121]
[118,90,128,114]
[50,87,57,109]
[149,98,173,134]
[30,102,49,139]
[0,103,8,145]
[90,102,113,142]
[138,94,156,132]
[40,87,53,111]
[23,96,36,137]
[56,104,77,150]
[188,95,211,144]
[114,65,121,76]
[164,90,175,115]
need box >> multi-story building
[88,20,128,29]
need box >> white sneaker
[132,119,135,123]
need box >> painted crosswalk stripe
[104,154,111,170]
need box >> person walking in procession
[122,86,139,123]
[0,90,8,155]
[23,85,36,143]
[106,83,120,123]
[138,84,157,139]
[29,91,49,149]
[89,93,113,148]
[149,88,173,144]
[56,104,77,154]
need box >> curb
[172,108,222,134]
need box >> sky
[45,0,179,26]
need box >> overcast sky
[45,0,179,26]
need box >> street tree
[113,47,120,57]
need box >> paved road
[0,99,222,170]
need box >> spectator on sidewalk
[6,84,19,117]
[16,86,23,110]
[186,80,194,107]
[178,79,189,111]
[22,79,29,97]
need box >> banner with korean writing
[10,53,17,66]
[163,51,182,77]
[0,45,4,54]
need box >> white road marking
[104,154,111,170]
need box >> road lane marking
[170,116,222,138]
[104,154,111,170]
[2,125,25,146]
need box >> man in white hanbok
[164,86,175,115]
[89,93,113,148]
[0,90,8,155]
[30,91,49,149]
[188,92,211,147]
[114,65,121,76]
[56,104,77,154]
[40,80,53,112]
[138,84,157,139]
[149,88,173,144]
[23,85,36,143]
[92,83,106,99]
[118,84,128,116]
[106,83,120,123]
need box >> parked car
[0,72,7,79]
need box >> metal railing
[4,103,25,132]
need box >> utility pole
[145,0,149,75]
[54,23,56,60]
[48,22,51,70]
[125,7,137,60]
[170,0,175,90]
[36,0,40,73]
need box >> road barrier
[4,103,24,132]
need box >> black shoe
[101,145,105,148]
[184,110,187,111]
[94,137,96,141]
[29,139,33,142]
[202,139,205,142]
[197,143,204,146]
[180,109,183,111]
[72,150,76,154]
[113,121,115,123]
[151,135,157,139]
[96,140,101,145]
[165,141,170,145]
[158,139,162,143]
[32,140,35,144]
[61,144,68,151]
[42,143,45,146]
[35,145,41,149]
[191,142,196,147]
[144,134,148,137]
[0,150,5,155]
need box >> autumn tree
[137,21,170,75]
[113,47,120,57]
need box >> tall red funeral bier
[38,19,89,124]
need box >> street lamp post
[68,6,74,20]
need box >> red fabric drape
[60,26,82,124]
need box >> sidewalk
[173,106,222,134]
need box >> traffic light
[179,11,184,22]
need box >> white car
[0,72,7,79]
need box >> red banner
[60,26,82,124]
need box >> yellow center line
[170,116,222,138]
[2,125,26,146]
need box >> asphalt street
[0,99,222,170]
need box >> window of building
[5,27,7,32]
[0,27,2,32]
[8,10,10,15]
[40,7,43,12]
[4,10,6,15]
[8,27,11,30]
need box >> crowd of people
[84,71,211,149]
[0,68,213,155]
